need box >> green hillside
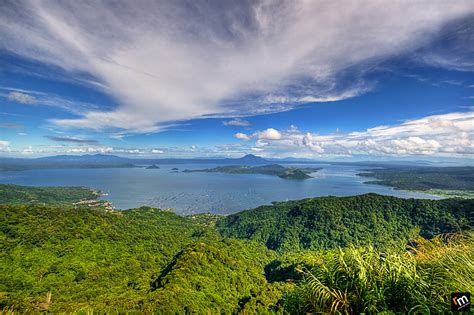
[217,193,473,251]
[1,187,473,313]
[0,204,280,312]
[0,184,100,205]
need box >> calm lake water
[0,163,439,214]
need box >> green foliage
[217,193,473,251]
[359,166,474,191]
[415,189,474,199]
[145,239,283,313]
[0,184,100,205]
[0,204,281,312]
[281,232,474,314]
[1,186,473,313]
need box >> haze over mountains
[0,153,445,172]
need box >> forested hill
[0,204,282,312]
[0,184,100,205]
[358,166,474,191]
[1,192,473,313]
[216,193,473,251]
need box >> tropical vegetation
[0,186,472,313]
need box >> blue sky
[0,1,473,161]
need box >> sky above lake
[1,1,473,161]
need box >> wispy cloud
[223,118,251,127]
[0,123,24,129]
[2,88,102,116]
[235,111,474,157]
[1,1,472,133]
[416,17,474,72]
[0,140,10,150]
[7,91,36,104]
[45,135,99,144]
[234,133,251,141]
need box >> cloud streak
[45,135,99,144]
[7,91,36,104]
[1,1,473,133]
[223,118,251,127]
[0,123,24,129]
[2,88,103,116]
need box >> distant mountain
[1,153,462,172]
[0,154,270,171]
[0,154,135,171]
[36,154,132,163]
[226,154,268,165]
[268,156,319,162]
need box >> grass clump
[284,232,474,314]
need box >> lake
[0,163,439,214]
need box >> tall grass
[284,232,473,314]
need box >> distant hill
[0,154,270,171]
[359,166,474,192]
[1,153,469,172]
[35,153,131,163]
[0,154,138,171]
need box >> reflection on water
[0,163,439,214]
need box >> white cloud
[66,148,87,153]
[86,147,114,153]
[235,128,282,142]
[18,133,27,136]
[234,111,474,156]
[7,91,36,104]
[261,87,368,105]
[22,146,34,155]
[223,118,251,127]
[0,140,10,149]
[256,128,282,140]
[234,132,251,141]
[1,1,472,133]
[3,143,251,157]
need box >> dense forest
[0,186,473,313]
[0,184,100,205]
[359,166,474,192]
[217,194,473,251]
[0,204,283,312]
